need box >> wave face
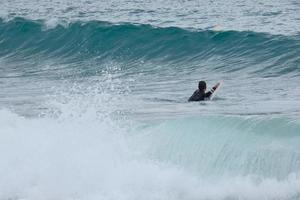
[1,17,300,200]
[1,18,300,77]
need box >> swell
[0,17,300,76]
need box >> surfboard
[210,81,222,100]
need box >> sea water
[1,0,300,199]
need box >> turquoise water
[1,1,300,200]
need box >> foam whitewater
[1,106,300,200]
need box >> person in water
[188,81,220,101]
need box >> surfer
[188,81,220,101]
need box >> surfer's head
[198,81,207,91]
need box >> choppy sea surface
[1,1,300,200]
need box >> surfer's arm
[205,82,220,97]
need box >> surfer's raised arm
[211,82,221,94]
[205,82,221,98]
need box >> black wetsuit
[188,86,217,101]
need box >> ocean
[1,0,300,199]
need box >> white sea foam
[1,101,300,200]
[44,18,60,30]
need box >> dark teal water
[1,18,300,75]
